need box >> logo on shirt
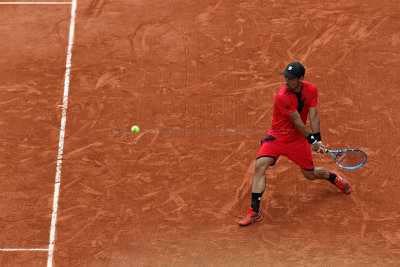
[288,66,293,70]
[285,106,290,110]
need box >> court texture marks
[0,0,399,266]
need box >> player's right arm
[274,94,310,136]
[286,111,324,152]
[274,94,322,151]
[286,111,310,137]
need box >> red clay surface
[1,0,400,266]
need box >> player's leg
[300,168,352,194]
[251,156,276,208]
[252,156,275,192]
[239,156,275,226]
[285,138,352,194]
[300,167,329,180]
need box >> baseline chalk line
[0,2,72,4]
[47,0,77,266]
[0,248,48,251]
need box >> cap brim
[281,71,296,79]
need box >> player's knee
[254,158,271,174]
[254,161,265,174]
[303,170,317,180]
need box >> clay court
[1,0,400,266]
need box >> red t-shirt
[268,81,318,141]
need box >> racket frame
[325,149,367,170]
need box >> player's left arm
[309,107,320,134]
[309,106,325,153]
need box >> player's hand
[311,141,325,153]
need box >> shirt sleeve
[275,95,297,115]
[310,85,318,107]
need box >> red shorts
[256,135,314,170]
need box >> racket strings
[336,151,366,167]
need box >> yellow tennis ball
[131,125,139,133]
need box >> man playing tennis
[239,62,352,226]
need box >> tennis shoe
[331,170,352,194]
[238,207,262,226]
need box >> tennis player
[239,62,352,226]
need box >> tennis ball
[131,125,140,133]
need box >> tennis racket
[325,149,367,170]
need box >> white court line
[0,2,72,4]
[47,0,76,266]
[0,249,48,251]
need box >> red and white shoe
[331,170,352,194]
[238,207,262,226]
